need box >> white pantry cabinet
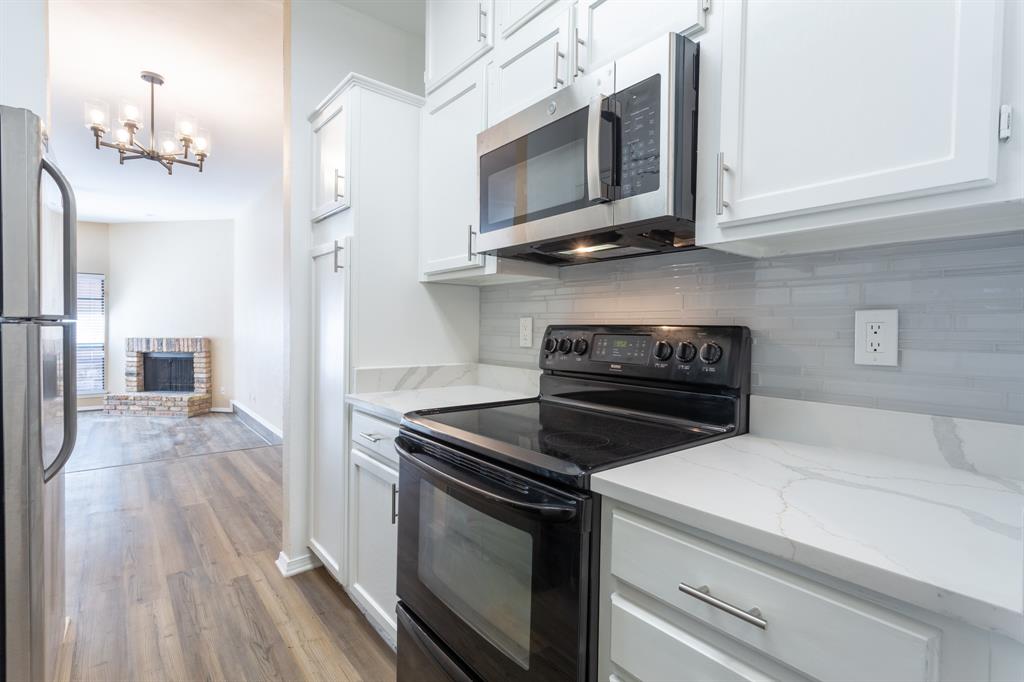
[575,0,707,74]
[308,239,350,582]
[701,0,1023,256]
[426,0,494,93]
[310,89,350,221]
[348,444,399,645]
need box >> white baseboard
[231,399,284,445]
[210,406,233,413]
[275,550,320,577]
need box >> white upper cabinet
[487,7,573,126]
[715,0,1005,228]
[311,91,351,221]
[576,0,707,74]
[426,0,495,93]
[420,62,488,276]
[494,0,559,40]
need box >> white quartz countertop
[592,433,1024,641]
[346,385,535,423]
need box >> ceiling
[335,0,425,37]
[48,1,283,223]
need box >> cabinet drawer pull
[332,239,344,272]
[477,3,487,41]
[391,484,399,524]
[716,152,730,216]
[553,41,566,89]
[358,432,383,444]
[678,582,767,630]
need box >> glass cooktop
[406,398,724,485]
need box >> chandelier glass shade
[84,71,209,175]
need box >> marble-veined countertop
[346,385,535,424]
[593,423,1024,641]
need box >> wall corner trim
[231,399,285,445]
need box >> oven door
[396,433,592,682]
[476,66,616,255]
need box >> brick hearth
[104,337,212,417]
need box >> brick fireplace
[103,337,212,417]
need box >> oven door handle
[397,441,579,522]
[586,95,612,204]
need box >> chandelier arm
[121,154,148,161]
[172,158,201,169]
[130,140,150,154]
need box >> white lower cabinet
[347,443,399,645]
[600,503,1021,682]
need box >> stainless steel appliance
[476,34,699,265]
[0,105,78,682]
[396,324,751,681]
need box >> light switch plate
[854,309,898,366]
[519,317,533,348]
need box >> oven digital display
[592,334,651,364]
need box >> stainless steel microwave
[476,33,699,265]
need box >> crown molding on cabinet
[309,72,425,123]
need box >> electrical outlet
[519,317,533,348]
[854,309,898,366]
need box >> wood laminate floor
[61,417,396,682]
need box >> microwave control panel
[613,75,661,199]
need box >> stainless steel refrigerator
[0,105,77,682]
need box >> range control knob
[557,338,573,354]
[677,341,697,363]
[572,338,589,355]
[654,340,673,361]
[699,342,723,364]
[543,337,558,353]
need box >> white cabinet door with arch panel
[715,0,1004,227]
[348,447,399,644]
[426,0,494,93]
[576,0,706,75]
[487,6,573,126]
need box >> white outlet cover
[519,317,533,348]
[854,309,898,367]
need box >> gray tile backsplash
[479,231,1024,424]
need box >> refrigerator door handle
[40,158,77,319]
[43,322,76,482]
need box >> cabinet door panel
[488,8,572,126]
[310,249,348,579]
[427,0,494,92]
[495,0,558,40]
[717,0,1003,226]
[420,63,487,275]
[577,0,705,74]
[312,100,350,221]
[350,449,399,636]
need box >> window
[76,273,105,395]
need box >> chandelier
[84,71,209,175]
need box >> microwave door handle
[40,158,77,319]
[586,96,611,204]
[397,441,579,521]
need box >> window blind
[76,272,105,395]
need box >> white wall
[233,180,285,432]
[0,0,48,117]
[282,0,426,565]
[107,220,235,409]
[76,221,109,409]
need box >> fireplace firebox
[143,352,195,392]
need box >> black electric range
[395,325,751,682]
